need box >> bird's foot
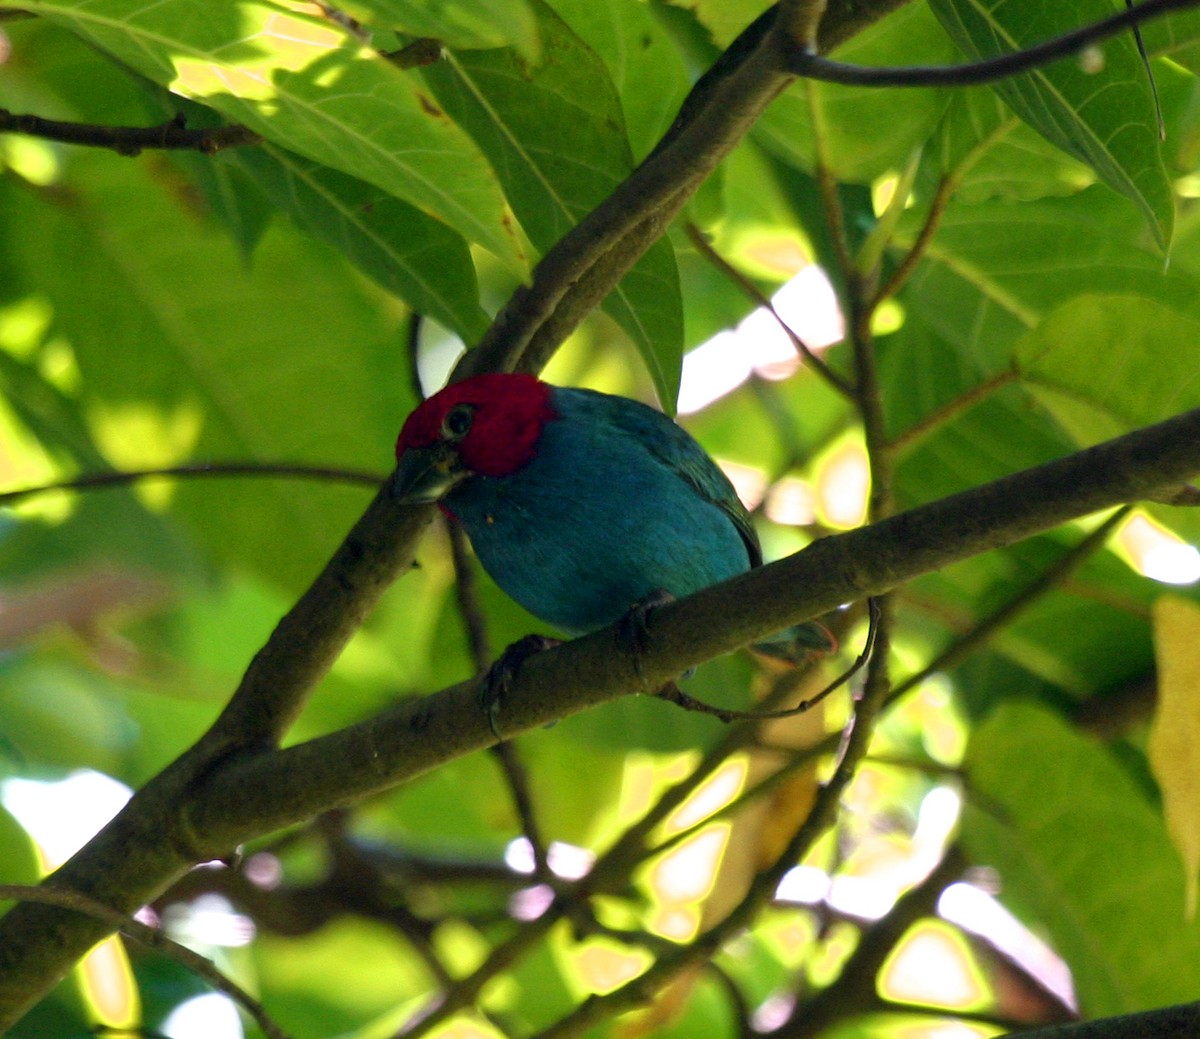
[618,588,676,681]
[481,634,562,739]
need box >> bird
[393,372,835,669]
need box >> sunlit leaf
[5,151,407,591]
[1015,294,1200,444]
[1150,595,1200,918]
[19,0,526,272]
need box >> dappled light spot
[1117,513,1200,585]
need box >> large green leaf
[755,3,957,184]
[895,190,1200,367]
[338,0,540,58]
[964,701,1200,1016]
[6,151,408,592]
[546,0,690,162]
[927,86,1095,203]
[423,0,683,405]
[1140,8,1200,71]
[17,0,526,272]
[224,145,490,343]
[1015,294,1200,445]
[929,0,1174,249]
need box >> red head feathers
[395,373,556,479]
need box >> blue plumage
[444,387,753,634]
[394,374,833,657]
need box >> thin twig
[887,506,1133,708]
[527,603,897,1039]
[684,223,852,398]
[871,173,957,309]
[0,110,260,156]
[447,522,492,672]
[658,599,879,723]
[1127,0,1166,141]
[888,369,1020,454]
[445,519,553,881]
[784,0,1200,87]
[0,462,384,508]
[0,885,291,1039]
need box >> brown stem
[0,462,383,507]
[0,110,260,156]
[684,222,853,398]
[0,885,291,1039]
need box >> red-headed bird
[394,373,834,661]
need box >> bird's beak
[392,443,469,504]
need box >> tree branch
[4,0,1200,1027]
[153,407,1200,855]
[0,885,291,1039]
[0,109,260,155]
[0,462,383,507]
[784,0,1200,86]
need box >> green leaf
[224,145,490,342]
[1150,595,1200,918]
[667,0,771,48]
[7,151,408,592]
[545,0,691,161]
[928,0,1174,249]
[19,0,526,272]
[1140,8,1200,70]
[964,701,1200,1015]
[340,0,541,60]
[755,3,957,184]
[927,86,1095,203]
[423,0,683,405]
[896,190,1200,361]
[1015,294,1200,444]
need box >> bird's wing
[582,389,764,569]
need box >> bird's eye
[441,404,475,440]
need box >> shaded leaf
[964,700,1200,1016]
[224,145,490,342]
[755,3,957,184]
[546,0,691,161]
[929,0,1174,248]
[423,0,683,405]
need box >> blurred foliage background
[4,0,1200,1036]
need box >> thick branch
[178,407,1200,849]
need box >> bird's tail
[752,620,838,665]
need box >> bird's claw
[481,634,562,739]
[618,588,675,680]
